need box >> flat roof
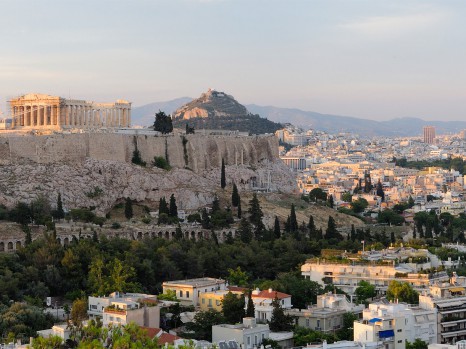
[163,277,225,287]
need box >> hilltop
[171,89,283,134]
[132,97,466,136]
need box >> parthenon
[9,93,131,129]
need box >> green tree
[70,298,88,332]
[269,294,294,332]
[337,312,358,340]
[201,208,211,229]
[55,193,65,220]
[288,204,298,233]
[153,110,173,134]
[232,183,240,207]
[406,339,428,349]
[351,198,369,213]
[221,158,226,189]
[124,197,133,220]
[227,267,250,287]
[238,218,253,243]
[309,188,327,203]
[246,288,255,318]
[158,197,169,215]
[274,216,281,239]
[342,192,353,203]
[248,193,265,239]
[169,194,178,218]
[386,280,419,304]
[325,216,342,240]
[222,291,245,324]
[186,309,225,341]
[327,194,334,208]
[152,156,171,170]
[157,289,179,301]
[355,280,376,303]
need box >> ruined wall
[2,133,278,171]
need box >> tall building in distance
[423,126,436,144]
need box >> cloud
[339,9,450,39]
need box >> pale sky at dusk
[1,0,465,121]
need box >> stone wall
[2,133,278,171]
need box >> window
[179,290,183,298]
[247,337,250,345]
[255,336,257,345]
[306,319,310,327]
[208,299,212,307]
[91,305,97,309]
[397,329,402,333]
[110,316,114,321]
[216,300,221,306]
[186,291,190,298]
[398,340,403,343]
[317,320,320,328]
[202,298,205,304]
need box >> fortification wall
[1,133,278,171]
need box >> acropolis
[7,93,131,130]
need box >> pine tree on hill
[169,194,178,218]
[125,197,133,220]
[221,159,226,189]
[232,183,240,207]
[153,111,173,134]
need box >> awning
[369,318,382,323]
[450,287,465,293]
[378,330,395,339]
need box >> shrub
[153,156,171,170]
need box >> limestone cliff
[0,133,296,214]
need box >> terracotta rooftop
[252,290,291,299]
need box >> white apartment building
[286,293,364,333]
[212,318,270,349]
[88,291,158,319]
[301,259,449,295]
[355,301,437,347]
[162,277,226,306]
[88,291,160,328]
[419,283,466,344]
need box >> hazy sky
[1,0,465,121]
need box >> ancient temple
[9,93,131,129]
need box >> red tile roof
[252,290,290,299]
[140,327,181,345]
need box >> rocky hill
[171,89,282,134]
[0,133,296,215]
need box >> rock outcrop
[0,133,296,214]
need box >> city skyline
[1,0,465,121]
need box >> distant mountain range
[132,98,466,137]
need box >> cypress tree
[169,194,178,218]
[232,183,240,207]
[246,289,255,318]
[56,193,65,220]
[159,197,169,215]
[212,196,221,214]
[308,215,316,239]
[221,158,226,189]
[325,216,340,240]
[239,218,252,243]
[124,197,133,220]
[289,204,298,233]
[327,194,334,208]
[237,200,242,219]
[273,216,281,239]
[201,208,210,229]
